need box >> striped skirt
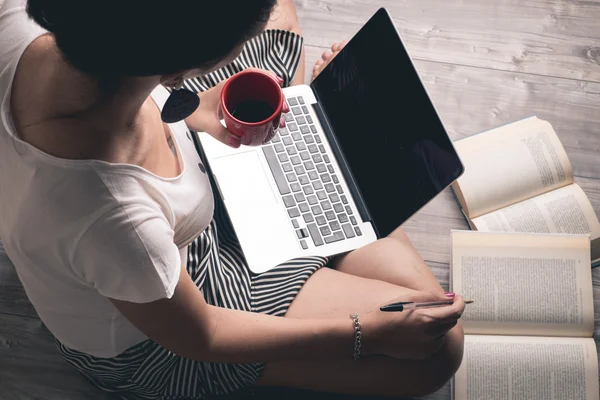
[56,30,327,399]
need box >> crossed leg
[256,227,465,398]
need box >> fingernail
[444,292,455,297]
[229,136,241,148]
[276,76,284,84]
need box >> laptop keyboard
[261,95,362,250]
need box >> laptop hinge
[312,102,374,230]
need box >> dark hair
[27,0,276,77]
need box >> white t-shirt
[0,0,215,358]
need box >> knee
[412,323,465,397]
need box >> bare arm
[110,265,354,363]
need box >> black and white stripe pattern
[183,29,304,93]
[56,30,327,400]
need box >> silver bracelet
[349,313,362,360]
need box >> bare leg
[265,0,306,86]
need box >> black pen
[380,300,474,312]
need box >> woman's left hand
[184,70,289,148]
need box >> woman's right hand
[361,292,465,360]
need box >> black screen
[311,8,464,237]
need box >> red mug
[220,70,284,146]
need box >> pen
[380,300,474,312]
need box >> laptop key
[288,97,298,106]
[296,142,307,151]
[325,211,336,221]
[330,221,341,231]
[294,165,306,175]
[310,125,317,133]
[345,206,353,215]
[282,163,292,173]
[338,213,349,223]
[336,185,343,194]
[316,215,327,226]
[319,145,326,153]
[299,151,310,161]
[296,116,306,125]
[316,163,327,173]
[302,105,309,114]
[340,195,348,204]
[299,203,310,213]
[307,195,318,205]
[296,229,308,239]
[287,146,297,156]
[323,154,330,163]
[271,134,281,143]
[350,216,357,225]
[312,181,324,190]
[292,107,302,116]
[303,213,314,223]
[284,113,294,122]
[315,135,321,143]
[282,136,293,146]
[319,226,332,236]
[316,190,327,200]
[294,192,306,202]
[321,173,331,183]
[288,207,300,218]
[290,155,301,165]
[300,239,308,250]
[288,122,298,131]
[342,223,356,239]
[300,125,310,134]
[333,203,344,213]
[302,185,314,195]
[292,219,300,228]
[306,115,313,124]
[285,172,297,182]
[325,183,335,193]
[332,175,339,184]
[304,160,315,170]
[298,96,305,104]
[328,194,340,203]
[312,154,323,163]
[298,175,310,185]
[274,143,285,153]
[304,135,315,144]
[290,182,301,192]
[262,146,291,195]
[354,227,362,236]
[308,144,318,154]
[307,223,324,247]
[327,165,334,173]
[311,205,323,215]
[291,131,302,141]
[282,195,295,208]
[324,231,345,244]
[321,200,332,210]
[308,170,319,180]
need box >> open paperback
[450,116,600,265]
[451,230,599,400]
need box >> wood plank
[297,0,600,82]
[304,45,600,179]
[0,313,111,399]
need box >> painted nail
[229,136,241,148]
[444,292,455,297]
[276,76,284,85]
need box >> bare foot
[311,41,349,81]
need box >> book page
[452,117,573,219]
[451,231,594,337]
[472,184,600,262]
[454,335,599,400]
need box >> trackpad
[210,151,298,273]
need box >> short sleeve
[72,204,181,303]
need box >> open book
[450,116,600,265]
[451,230,599,400]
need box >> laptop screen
[311,8,464,237]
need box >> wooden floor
[1,0,599,399]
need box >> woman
[0,0,465,398]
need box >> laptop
[196,8,464,273]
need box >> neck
[41,37,162,134]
